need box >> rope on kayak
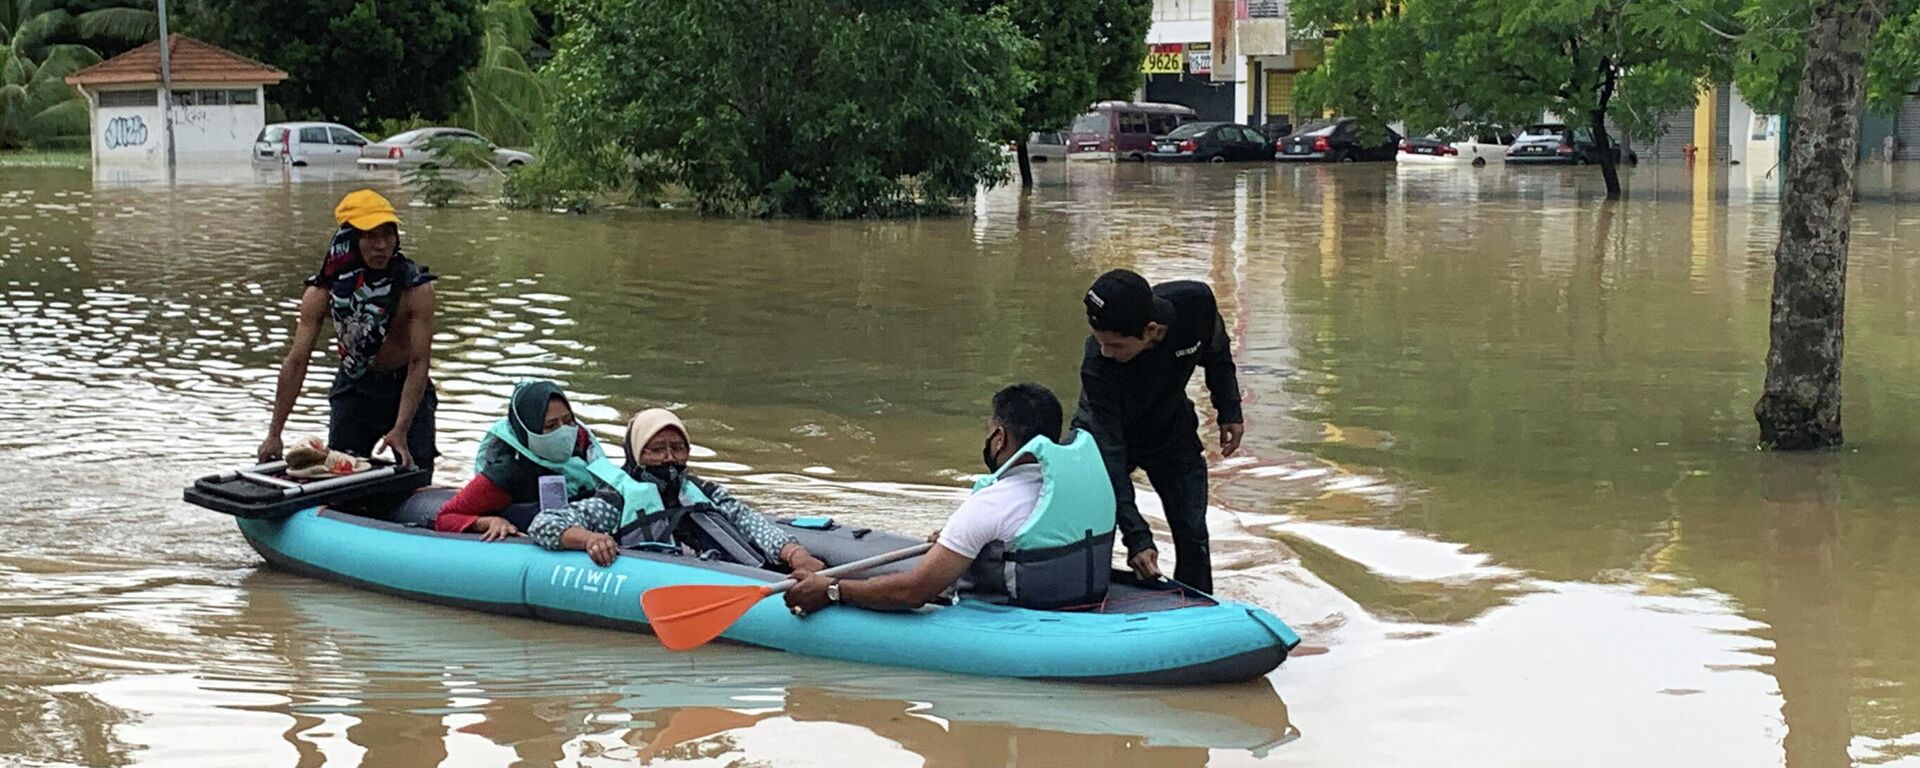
[1055,586,1210,614]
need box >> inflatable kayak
[230,492,1300,685]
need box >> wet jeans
[327,368,438,482]
[1137,451,1213,594]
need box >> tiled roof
[66,34,287,87]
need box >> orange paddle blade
[641,584,776,651]
[636,707,770,762]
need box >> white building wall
[88,89,165,169]
[171,84,266,162]
[1727,84,1755,167]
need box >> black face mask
[645,463,686,485]
[981,433,1001,474]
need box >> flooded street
[5,159,1920,767]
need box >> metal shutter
[1652,108,1694,162]
[1144,73,1236,122]
[1714,85,1733,159]
[1897,97,1920,160]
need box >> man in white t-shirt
[784,384,1061,615]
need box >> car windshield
[1518,125,1565,140]
[1163,123,1215,139]
[1070,113,1107,133]
[384,129,432,145]
[256,127,287,143]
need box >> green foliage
[984,0,1152,137]
[454,0,547,147]
[1294,0,1739,144]
[372,116,437,142]
[0,147,88,167]
[0,0,153,149]
[498,149,602,212]
[186,0,483,127]
[1733,0,1920,117]
[513,0,1028,218]
[403,134,508,206]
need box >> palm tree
[455,0,547,147]
[0,0,157,149]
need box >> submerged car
[253,122,373,167]
[1067,101,1197,161]
[1275,118,1401,163]
[1146,122,1274,163]
[1003,131,1068,162]
[1396,129,1515,167]
[357,127,535,169]
[1505,123,1635,165]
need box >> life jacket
[963,429,1117,610]
[580,461,776,569]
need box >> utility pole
[156,0,175,176]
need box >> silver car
[254,122,373,166]
[357,127,535,169]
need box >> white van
[253,122,373,166]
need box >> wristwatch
[826,578,841,604]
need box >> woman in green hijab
[435,380,603,540]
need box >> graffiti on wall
[103,115,149,149]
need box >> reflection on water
[7,161,1920,765]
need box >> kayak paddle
[641,542,934,651]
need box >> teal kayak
[233,499,1301,685]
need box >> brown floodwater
[4,158,1920,766]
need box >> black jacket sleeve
[1072,340,1156,556]
[1201,311,1243,425]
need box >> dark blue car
[1146,122,1274,163]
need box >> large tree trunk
[1016,140,1034,188]
[1754,0,1885,449]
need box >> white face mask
[526,421,579,463]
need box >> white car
[253,122,374,166]
[357,127,536,169]
[1396,129,1514,167]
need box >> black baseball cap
[1084,269,1172,336]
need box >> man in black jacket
[1072,269,1244,593]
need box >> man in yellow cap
[257,189,439,480]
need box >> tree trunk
[1761,456,1852,768]
[1754,0,1884,450]
[1589,109,1622,199]
[1016,139,1034,188]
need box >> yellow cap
[334,189,401,231]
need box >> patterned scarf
[307,225,436,380]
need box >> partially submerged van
[1068,101,1198,162]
